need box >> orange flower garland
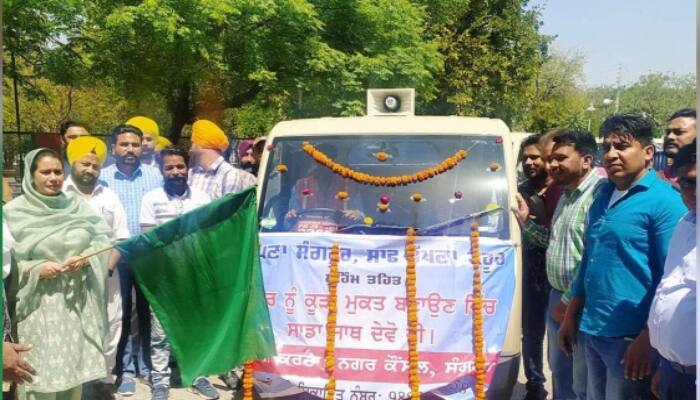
[325,243,341,400]
[470,222,486,400]
[243,361,254,400]
[405,228,420,400]
[302,142,467,187]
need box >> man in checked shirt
[187,120,255,392]
[188,119,256,200]
[513,131,604,400]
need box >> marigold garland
[470,222,486,400]
[302,142,467,187]
[405,228,420,400]
[325,243,341,400]
[243,361,254,400]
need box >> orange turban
[155,136,173,150]
[66,136,108,165]
[191,119,229,151]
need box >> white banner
[255,232,516,400]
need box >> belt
[670,361,696,375]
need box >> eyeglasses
[678,177,696,191]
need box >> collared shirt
[140,156,159,168]
[648,212,696,365]
[140,187,211,228]
[572,170,687,337]
[523,170,604,302]
[101,163,163,235]
[63,176,131,240]
[188,156,256,200]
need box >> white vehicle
[256,89,522,399]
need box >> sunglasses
[678,177,696,191]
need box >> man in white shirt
[63,136,130,399]
[59,120,91,173]
[648,140,696,400]
[140,147,217,400]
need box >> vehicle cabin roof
[268,116,511,138]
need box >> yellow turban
[155,136,173,150]
[66,136,108,165]
[191,119,229,151]
[126,116,160,138]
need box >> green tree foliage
[80,0,441,139]
[522,50,589,133]
[419,0,549,126]
[3,0,87,90]
[586,73,696,136]
[2,78,130,133]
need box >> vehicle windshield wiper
[420,207,504,235]
[336,222,412,235]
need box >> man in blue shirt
[102,124,163,396]
[558,114,686,400]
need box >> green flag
[115,187,275,384]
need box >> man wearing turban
[62,136,131,398]
[58,120,91,173]
[186,119,255,391]
[126,116,160,167]
[188,119,256,200]
[155,136,173,151]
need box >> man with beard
[660,108,696,183]
[514,131,603,400]
[102,124,163,396]
[63,136,130,399]
[59,120,91,173]
[126,116,161,168]
[513,134,551,400]
[139,146,218,400]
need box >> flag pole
[61,243,117,268]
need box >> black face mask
[241,162,259,176]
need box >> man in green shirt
[514,131,604,400]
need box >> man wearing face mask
[139,147,217,400]
[63,136,131,399]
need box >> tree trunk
[167,83,194,143]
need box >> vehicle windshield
[259,134,510,238]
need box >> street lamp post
[586,103,596,131]
[586,99,614,132]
